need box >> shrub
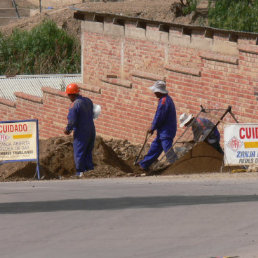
[0,19,81,75]
[180,0,198,15]
[208,0,258,33]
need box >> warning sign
[224,123,258,166]
[0,120,38,162]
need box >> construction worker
[138,80,177,171]
[64,83,96,177]
[179,113,224,154]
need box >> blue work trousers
[73,132,95,172]
[139,137,176,170]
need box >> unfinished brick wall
[79,12,258,143]
[0,12,257,144]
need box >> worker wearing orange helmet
[64,83,96,177]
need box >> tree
[208,0,258,32]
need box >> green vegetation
[180,0,198,15]
[180,0,257,33]
[208,0,258,33]
[0,20,81,75]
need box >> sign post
[0,119,40,179]
[224,123,258,166]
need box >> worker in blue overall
[64,83,96,177]
[179,113,224,154]
[138,80,177,171]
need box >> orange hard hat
[66,83,80,94]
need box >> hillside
[0,0,209,40]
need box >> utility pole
[39,0,42,13]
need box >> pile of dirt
[162,142,224,175]
[0,134,225,181]
[0,135,145,181]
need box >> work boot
[75,172,84,178]
[139,165,149,172]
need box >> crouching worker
[64,83,96,177]
[138,80,177,171]
[179,113,224,154]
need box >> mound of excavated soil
[0,134,226,181]
[0,135,146,181]
[161,142,224,175]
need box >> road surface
[1,173,258,258]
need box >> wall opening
[229,33,238,43]
[94,15,104,23]
[136,21,146,29]
[159,24,169,33]
[113,18,125,26]
[205,29,214,39]
[183,27,192,36]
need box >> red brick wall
[0,14,257,144]
[0,88,70,139]
[80,15,257,143]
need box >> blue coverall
[139,95,177,170]
[192,117,223,154]
[66,95,96,172]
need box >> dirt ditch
[0,135,227,181]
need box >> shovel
[134,131,151,165]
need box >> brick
[0,18,257,145]
[132,70,165,81]
[82,20,104,34]
[169,35,191,47]
[165,63,201,77]
[101,77,132,88]
[200,51,238,64]
[125,22,146,40]
[104,19,124,37]
[0,98,16,107]
[191,36,212,51]
[238,44,258,55]
[15,92,43,103]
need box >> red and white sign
[224,123,258,166]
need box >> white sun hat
[179,113,193,128]
[93,104,101,120]
[149,80,168,94]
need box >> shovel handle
[134,131,151,165]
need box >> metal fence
[0,74,82,101]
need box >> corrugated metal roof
[0,74,82,101]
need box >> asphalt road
[1,173,258,258]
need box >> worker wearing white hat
[179,113,223,154]
[138,80,177,171]
[179,113,193,128]
[149,80,168,94]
